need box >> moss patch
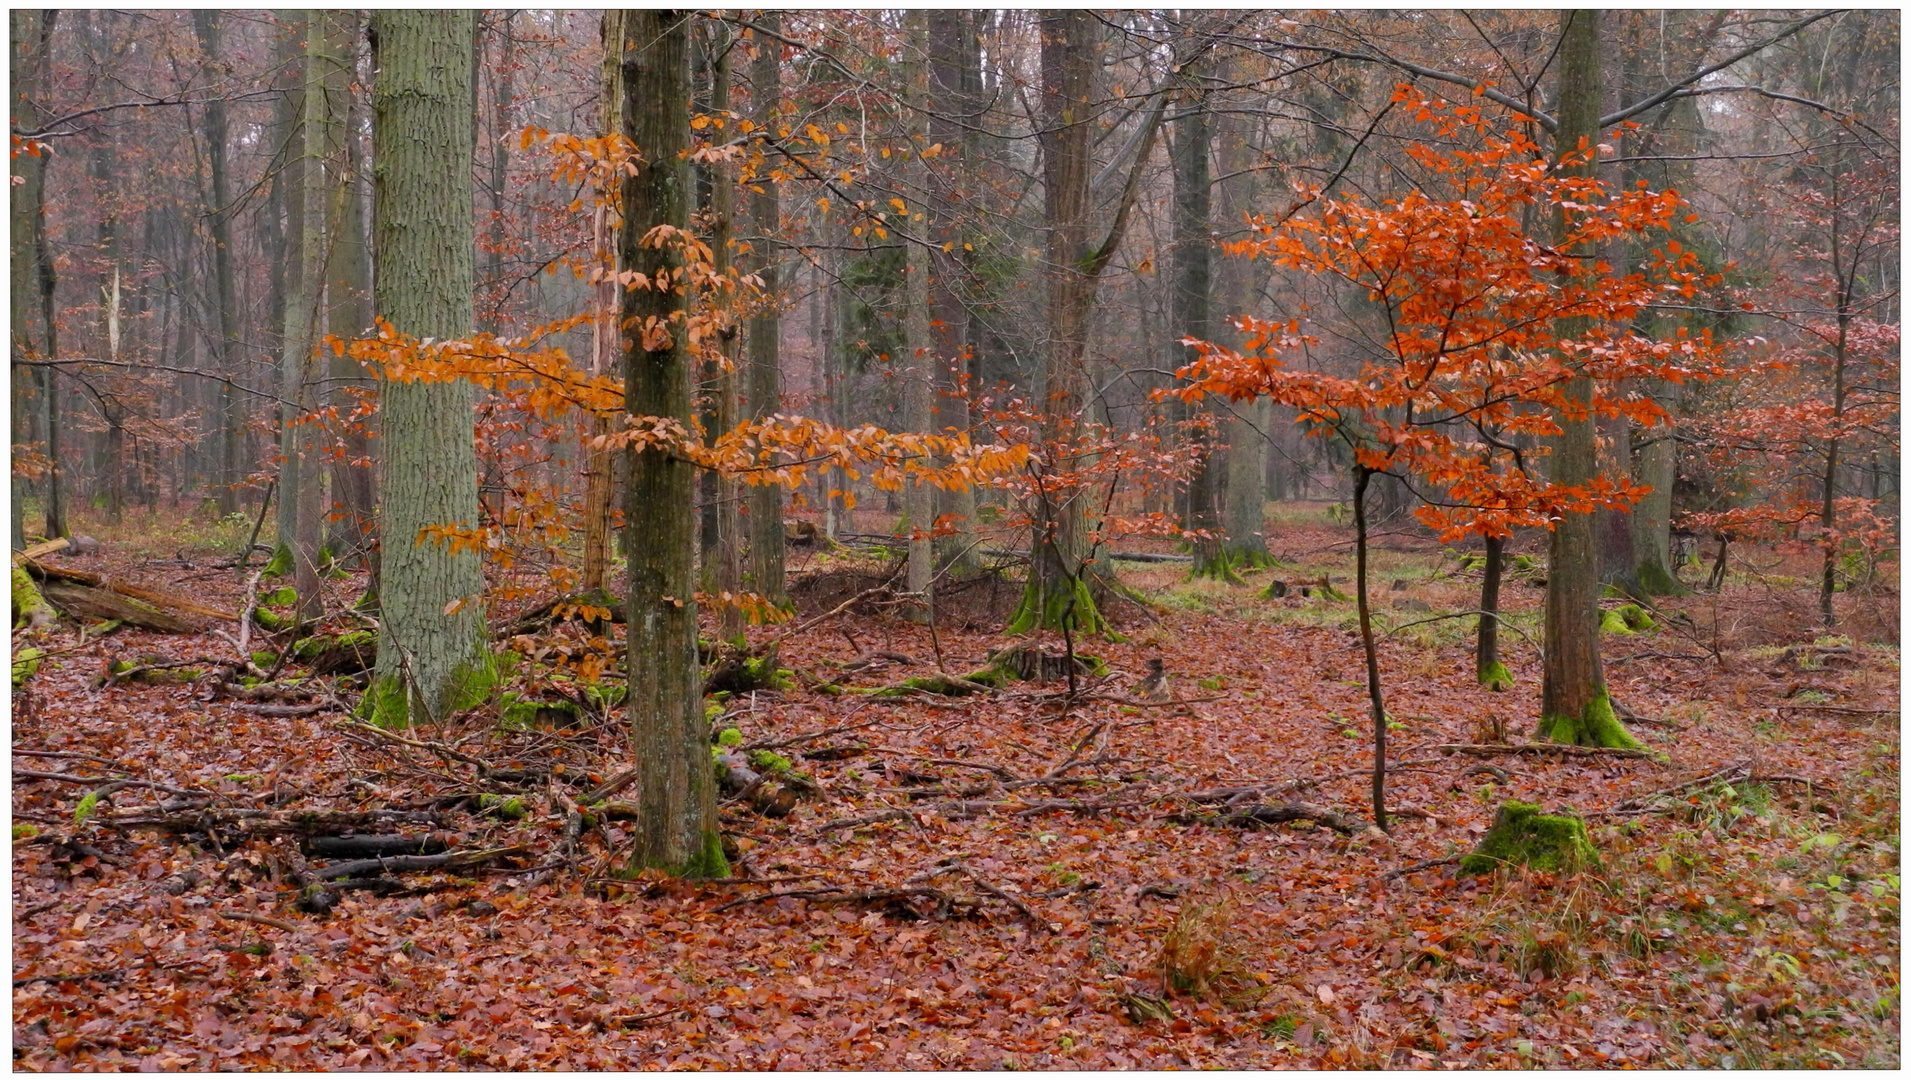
[12,565,55,628]
[1477,659,1514,692]
[1537,689,1645,751]
[13,647,45,688]
[262,544,293,578]
[1459,800,1600,877]
[1007,572,1107,638]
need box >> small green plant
[13,823,39,841]
[73,791,100,827]
[717,727,743,747]
[1261,1014,1300,1041]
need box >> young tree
[273,10,326,623]
[190,10,242,521]
[364,9,492,727]
[742,13,786,611]
[900,9,936,619]
[618,9,726,878]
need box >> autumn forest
[8,8,1901,1070]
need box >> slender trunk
[365,10,492,727]
[10,11,50,547]
[1477,534,1510,689]
[901,10,936,620]
[1353,466,1387,831]
[743,13,786,609]
[699,19,744,638]
[484,11,513,331]
[927,7,978,574]
[193,10,243,519]
[820,242,847,541]
[1820,309,1848,627]
[326,10,375,569]
[276,12,325,622]
[619,10,726,879]
[1538,9,1637,750]
[580,10,624,594]
[1172,85,1228,580]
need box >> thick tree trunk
[1538,10,1638,750]
[901,10,936,620]
[743,13,787,611]
[365,10,493,727]
[1631,400,1682,595]
[1172,86,1231,581]
[192,11,244,520]
[1010,10,1109,637]
[618,10,726,879]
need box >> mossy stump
[1458,800,1600,877]
[1477,660,1514,692]
[1537,690,1645,751]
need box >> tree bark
[743,13,787,610]
[1172,83,1229,581]
[696,18,744,639]
[325,11,376,571]
[1353,465,1388,830]
[1477,534,1511,689]
[618,10,727,879]
[275,11,326,623]
[10,11,50,548]
[366,10,492,726]
[901,10,936,620]
[1538,10,1638,750]
[927,7,979,574]
[580,11,624,595]
[192,11,243,520]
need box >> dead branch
[1379,856,1463,881]
[710,884,953,915]
[304,843,530,883]
[1433,743,1659,760]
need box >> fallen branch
[1433,743,1659,760]
[13,969,124,988]
[710,884,953,915]
[1380,856,1463,881]
[953,860,1049,931]
[96,807,443,837]
[235,702,336,718]
[218,910,303,933]
[305,844,530,883]
[11,770,204,798]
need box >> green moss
[478,794,527,820]
[13,647,45,689]
[960,664,1013,688]
[1617,604,1654,632]
[262,585,298,607]
[251,650,279,668]
[73,791,100,827]
[291,630,376,664]
[1224,545,1279,571]
[1600,609,1634,635]
[1537,689,1645,751]
[1459,800,1600,877]
[1477,660,1514,692]
[13,823,39,842]
[676,829,731,880]
[262,544,293,578]
[12,565,55,628]
[1007,572,1107,638]
[253,606,296,633]
[870,673,993,699]
[717,727,742,747]
[1635,559,1687,597]
[499,694,580,731]
[747,749,793,773]
[1188,553,1246,585]
[585,682,628,710]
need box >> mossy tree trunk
[1011,10,1125,636]
[618,10,726,879]
[1477,533,1513,690]
[900,10,936,621]
[365,10,492,727]
[742,12,787,612]
[1538,10,1639,751]
[1352,465,1389,830]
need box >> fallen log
[95,807,443,837]
[1432,742,1659,760]
[41,581,201,633]
[303,834,450,860]
[305,843,530,882]
[1169,799,1363,834]
[24,557,237,623]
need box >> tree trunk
[365,10,493,727]
[10,11,49,549]
[1477,534,1511,689]
[1538,10,1638,750]
[580,11,624,595]
[742,13,787,611]
[901,10,936,621]
[1010,10,1109,637]
[1353,466,1388,831]
[696,19,744,639]
[192,11,244,520]
[1172,84,1230,581]
[275,12,325,623]
[325,11,376,570]
[1215,85,1272,569]
[927,7,979,574]
[618,10,726,879]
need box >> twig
[1432,743,1659,760]
[12,770,203,797]
[605,1004,692,1027]
[218,910,303,933]
[304,844,530,883]
[953,860,1048,931]
[1380,856,1463,881]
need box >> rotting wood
[304,843,530,883]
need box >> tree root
[1434,743,1658,760]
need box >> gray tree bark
[365,9,492,727]
[618,9,727,878]
[192,10,243,520]
[743,13,787,610]
[901,10,936,619]
[275,11,326,623]
[324,10,376,571]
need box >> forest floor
[10,504,1901,1070]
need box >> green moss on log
[12,565,56,628]
[478,793,527,820]
[13,647,45,688]
[1459,800,1600,877]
